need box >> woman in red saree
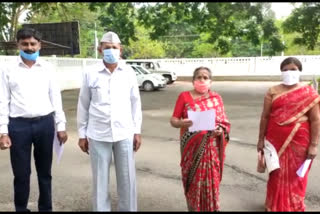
[170,67,230,211]
[257,57,320,211]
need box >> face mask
[20,50,39,61]
[193,80,211,93]
[281,70,300,86]
[103,49,120,64]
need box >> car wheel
[163,75,172,84]
[143,81,154,91]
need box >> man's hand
[0,135,12,150]
[133,134,141,152]
[78,138,89,154]
[57,131,68,145]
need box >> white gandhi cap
[100,31,121,44]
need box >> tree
[283,3,320,50]
[127,24,166,59]
[0,3,51,42]
[0,3,31,42]
[30,3,103,58]
[89,3,137,45]
[137,2,284,57]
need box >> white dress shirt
[0,56,66,134]
[77,60,142,142]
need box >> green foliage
[137,2,284,56]
[89,3,137,45]
[30,3,103,58]
[0,3,31,42]
[191,33,218,57]
[126,25,166,59]
[283,3,320,50]
[1,2,309,58]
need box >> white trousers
[88,137,137,211]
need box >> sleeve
[0,68,10,134]
[77,71,91,138]
[48,67,67,131]
[172,92,185,119]
[129,68,142,134]
[264,87,273,103]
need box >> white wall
[1,55,320,91]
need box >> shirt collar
[18,55,42,68]
[99,60,124,74]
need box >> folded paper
[263,139,280,173]
[296,159,311,178]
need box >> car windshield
[136,66,151,74]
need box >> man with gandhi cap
[77,31,142,211]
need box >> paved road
[0,81,319,211]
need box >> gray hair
[192,66,212,81]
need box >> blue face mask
[103,49,120,64]
[20,50,40,61]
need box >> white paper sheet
[263,139,280,173]
[53,132,64,164]
[296,159,312,178]
[187,110,216,132]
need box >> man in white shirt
[77,31,142,211]
[0,28,68,212]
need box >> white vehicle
[130,65,166,91]
[126,60,177,84]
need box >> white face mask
[281,70,300,86]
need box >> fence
[1,55,320,90]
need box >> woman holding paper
[257,57,320,211]
[170,67,230,211]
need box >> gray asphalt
[0,81,319,211]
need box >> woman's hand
[179,119,193,128]
[257,139,265,153]
[211,126,223,137]
[307,144,318,160]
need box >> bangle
[0,133,8,137]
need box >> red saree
[265,84,320,211]
[172,90,230,211]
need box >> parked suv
[130,65,166,91]
[125,60,177,84]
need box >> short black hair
[16,27,42,42]
[192,66,212,81]
[280,57,302,71]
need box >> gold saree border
[278,123,301,157]
[279,96,320,126]
[272,84,305,103]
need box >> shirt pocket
[90,87,109,104]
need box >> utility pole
[281,41,285,56]
[94,22,98,59]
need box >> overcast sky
[271,2,302,19]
